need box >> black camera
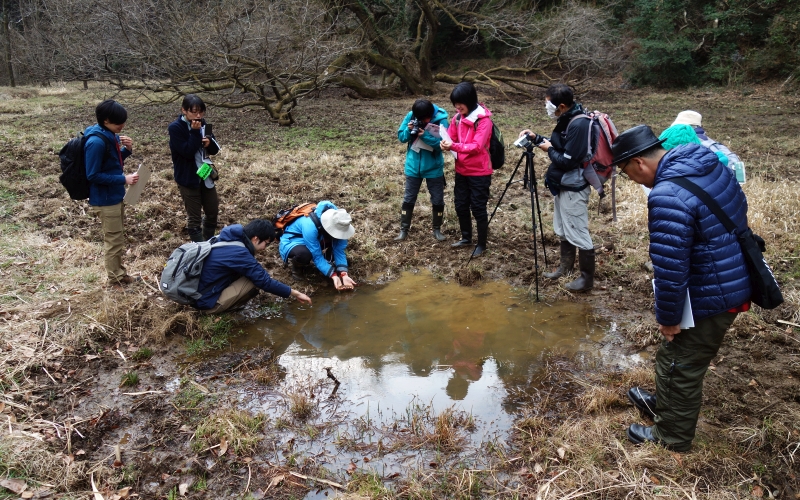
[513,133,545,149]
[409,118,423,135]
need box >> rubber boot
[566,248,595,292]
[432,205,446,241]
[394,203,414,241]
[451,215,472,248]
[202,225,216,241]
[188,227,204,243]
[290,259,305,281]
[544,240,576,279]
[472,221,488,257]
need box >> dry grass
[0,82,798,497]
[0,436,88,490]
[193,409,266,456]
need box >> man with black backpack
[519,84,596,292]
[194,220,311,313]
[84,100,139,286]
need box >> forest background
[2,0,799,122]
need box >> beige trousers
[93,203,127,280]
[206,276,259,314]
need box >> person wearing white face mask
[519,83,596,292]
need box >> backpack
[58,131,113,200]
[272,203,319,236]
[568,111,620,219]
[160,238,245,306]
[456,115,506,169]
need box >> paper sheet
[123,163,150,205]
[410,137,433,153]
[439,125,457,160]
[652,280,695,330]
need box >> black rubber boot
[566,248,595,292]
[471,221,488,257]
[544,240,576,279]
[432,205,446,241]
[451,215,472,248]
[290,259,305,281]
[202,225,216,241]
[188,227,204,243]
[394,203,414,241]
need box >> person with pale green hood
[659,124,729,166]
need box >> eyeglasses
[618,159,632,178]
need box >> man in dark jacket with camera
[520,83,595,291]
[168,95,221,242]
[611,125,751,452]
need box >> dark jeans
[403,175,445,206]
[288,245,332,265]
[652,312,738,450]
[178,183,219,230]
[453,173,491,224]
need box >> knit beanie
[659,124,701,151]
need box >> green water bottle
[732,161,746,184]
[197,162,213,180]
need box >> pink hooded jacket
[447,104,493,176]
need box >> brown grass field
[0,82,798,499]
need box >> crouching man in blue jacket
[611,125,752,452]
[196,220,311,314]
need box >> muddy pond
[224,272,608,492]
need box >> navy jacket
[196,224,291,310]
[84,124,132,206]
[649,143,751,326]
[167,116,220,188]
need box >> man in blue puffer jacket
[279,201,357,291]
[611,125,752,452]
[196,220,311,313]
[85,100,139,285]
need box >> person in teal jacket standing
[395,99,449,241]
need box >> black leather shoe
[626,423,657,445]
[626,423,692,452]
[627,387,656,420]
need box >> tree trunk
[2,0,15,87]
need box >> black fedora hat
[611,125,666,165]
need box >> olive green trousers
[651,312,737,451]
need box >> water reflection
[235,271,603,405]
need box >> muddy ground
[0,82,799,499]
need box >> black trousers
[453,173,491,224]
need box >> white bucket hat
[671,110,702,127]
[320,209,355,240]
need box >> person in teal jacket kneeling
[279,201,357,291]
[395,99,449,241]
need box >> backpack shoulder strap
[210,240,246,249]
[85,131,114,154]
[666,177,737,234]
[565,113,593,163]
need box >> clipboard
[123,163,150,205]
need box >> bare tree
[1,0,17,86]
[87,0,364,125]
[8,0,623,121]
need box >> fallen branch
[289,471,345,490]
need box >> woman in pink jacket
[440,82,494,257]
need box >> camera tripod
[464,144,549,301]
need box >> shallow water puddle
[231,272,605,485]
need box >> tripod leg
[487,152,524,225]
